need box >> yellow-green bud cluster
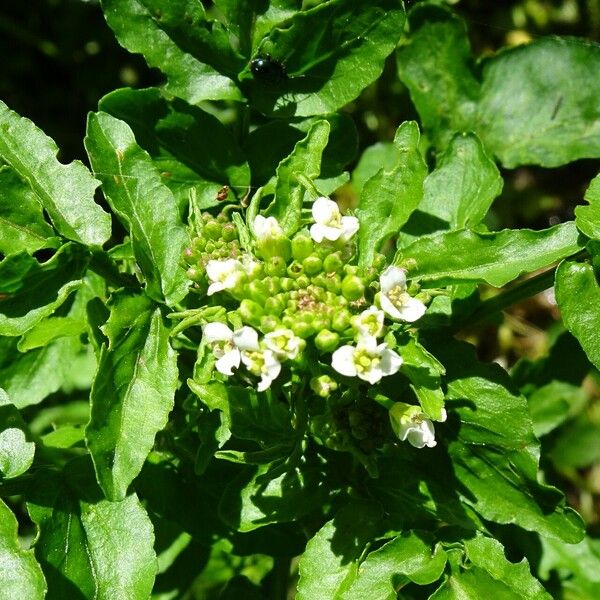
[183,212,241,293]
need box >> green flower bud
[256,237,291,262]
[313,316,331,333]
[280,278,295,292]
[331,309,351,332]
[296,275,310,289]
[239,299,264,326]
[291,234,314,261]
[265,295,286,315]
[303,255,323,276]
[204,220,222,240]
[246,280,269,304]
[264,256,287,277]
[205,241,216,253]
[287,261,304,279]
[263,277,281,296]
[186,267,202,282]
[221,223,237,242]
[373,252,386,270]
[291,320,314,338]
[310,375,338,398]
[282,314,295,328]
[323,251,343,273]
[314,329,340,353]
[343,264,359,276]
[192,237,207,252]
[216,212,228,223]
[260,315,280,333]
[324,274,342,294]
[341,275,365,301]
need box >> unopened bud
[303,255,323,276]
[323,252,343,273]
[264,256,287,277]
[287,261,304,279]
[341,275,365,301]
[310,375,338,398]
[238,299,264,326]
[314,329,340,353]
[291,234,314,261]
[221,223,237,242]
[331,309,351,332]
[204,220,222,240]
[260,315,280,333]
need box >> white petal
[203,322,233,343]
[310,223,342,242]
[439,408,448,423]
[394,296,427,322]
[233,326,260,351]
[379,346,403,376]
[340,215,359,240]
[309,223,325,243]
[215,349,240,376]
[407,421,437,449]
[358,366,383,385]
[207,282,225,296]
[331,345,358,377]
[257,351,281,391]
[379,293,404,320]
[380,265,407,293]
[312,197,339,224]
[254,215,282,239]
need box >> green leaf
[357,121,427,269]
[296,500,384,600]
[462,536,551,599]
[555,260,600,371]
[86,293,177,501]
[0,498,46,599]
[101,0,242,104]
[0,100,111,246]
[98,87,251,206]
[0,336,95,409]
[85,111,190,305]
[351,142,397,198]
[0,389,35,479]
[400,133,502,245]
[266,120,330,236]
[219,453,329,532]
[398,335,446,421]
[0,166,58,257]
[0,244,90,337]
[434,337,584,543]
[396,222,582,287]
[243,0,406,117]
[27,457,156,599]
[397,6,600,167]
[575,173,600,240]
[343,531,447,599]
[528,381,587,437]
[549,416,600,469]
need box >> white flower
[253,215,283,240]
[379,266,426,322]
[264,328,303,360]
[331,337,402,384]
[202,322,240,375]
[351,306,385,341]
[241,348,282,392]
[389,403,444,449]
[206,258,245,296]
[310,197,359,243]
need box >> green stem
[452,267,557,331]
[266,556,292,600]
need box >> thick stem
[451,267,557,331]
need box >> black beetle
[250,54,288,84]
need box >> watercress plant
[1,1,600,598]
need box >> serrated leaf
[555,260,600,371]
[343,531,447,599]
[396,222,582,287]
[0,100,110,246]
[296,500,384,600]
[0,166,58,256]
[0,244,89,337]
[0,498,46,599]
[86,294,177,501]
[434,337,584,543]
[575,173,600,240]
[27,457,156,599]
[400,133,502,245]
[98,87,250,206]
[243,0,406,117]
[357,121,427,269]
[101,0,242,104]
[397,6,600,167]
[0,336,94,409]
[85,111,190,305]
[0,390,35,479]
[266,120,330,236]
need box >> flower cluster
[187,196,445,449]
